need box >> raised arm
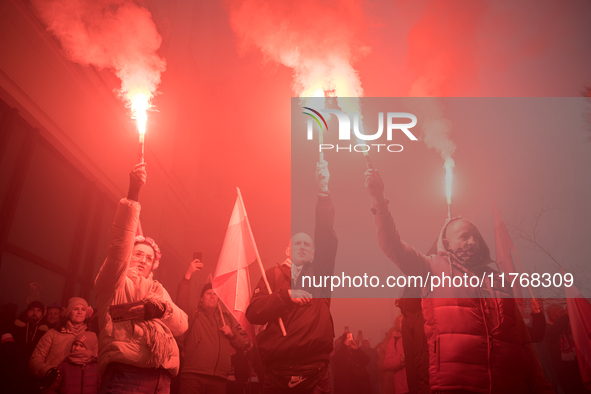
[365,168,431,278]
[314,160,338,283]
[94,164,146,294]
[176,259,203,321]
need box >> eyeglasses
[132,251,154,264]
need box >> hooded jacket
[373,200,553,394]
[94,198,188,377]
[13,308,48,362]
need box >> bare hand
[288,289,313,306]
[185,259,203,280]
[344,332,357,349]
[364,169,385,203]
[316,160,330,194]
[531,298,541,314]
[220,325,233,338]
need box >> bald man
[365,169,553,394]
[246,160,337,394]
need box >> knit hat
[26,301,45,314]
[73,331,98,355]
[65,297,89,320]
[200,283,213,299]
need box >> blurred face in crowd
[71,340,86,353]
[26,307,43,324]
[46,308,61,325]
[237,325,248,339]
[201,289,219,310]
[288,233,314,267]
[444,219,481,265]
[69,304,87,325]
[131,243,155,278]
[547,304,566,323]
[361,339,371,349]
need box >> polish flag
[492,202,523,306]
[213,188,257,340]
[565,284,591,389]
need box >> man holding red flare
[365,168,553,394]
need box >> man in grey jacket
[177,260,246,394]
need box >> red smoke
[407,0,487,97]
[229,0,370,97]
[31,0,165,106]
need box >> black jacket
[245,195,337,369]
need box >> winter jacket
[333,341,371,394]
[373,200,553,394]
[94,198,188,377]
[29,328,78,379]
[246,195,337,369]
[398,294,430,394]
[46,360,99,394]
[176,278,245,379]
[13,318,48,361]
[384,333,409,394]
[528,312,547,343]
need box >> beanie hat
[26,301,45,314]
[65,297,89,320]
[200,283,213,299]
[73,331,98,355]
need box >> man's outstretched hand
[316,160,330,195]
[128,163,146,201]
[364,168,385,204]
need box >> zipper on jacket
[435,336,440,373]
[80,364,85,394]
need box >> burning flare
[444,158,454,217]
[229,0,369,161]
[130,92,150,135]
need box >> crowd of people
[0,162,588,394]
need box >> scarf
[67,349,96,365]
[126,266,175,368]
[64,321,88,336]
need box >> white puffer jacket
[94,198,188,377]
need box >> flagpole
[218,303,226,325]
[236,187,287,337]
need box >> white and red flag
[213,188,257,340]
[565,283,591,389]
[492,202,524,307]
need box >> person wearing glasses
[94,163,188,394]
